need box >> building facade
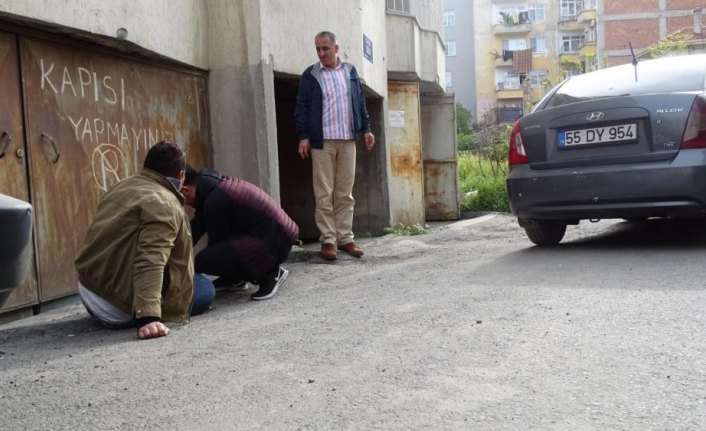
[442,0,477,120]
[0,0,457,317]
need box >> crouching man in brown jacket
[75,142,213,340]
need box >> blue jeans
[192,273,215,315]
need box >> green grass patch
[458,152,509,213]
[383,223,430,236]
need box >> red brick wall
[604,19,660,50]
[606,56,634,67]
[667,0,704,10]
[668,15,698,33]
[605,0,659,14]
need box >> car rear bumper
[506,149,706,220]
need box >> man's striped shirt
[319,60,353,140]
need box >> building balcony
[559,51,580,62]
[386,12,446,94]
[578,43,596,58]
[492,22,531,35]
[558,18,582,32]
[496,83,523,100]
[577,8,596,25]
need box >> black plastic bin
[0,194,33,309]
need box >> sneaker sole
[251,268,289,300]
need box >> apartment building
[473,0,704,125]
[473,1,598,124]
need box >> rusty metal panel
[421,93,460,220]
[20,37,210,301]
[0,31,39,312]
[387,82,425,226]
[423,160,459,220]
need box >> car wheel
[524,220,567,246]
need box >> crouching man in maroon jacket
[181,167,300,300]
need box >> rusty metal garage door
[0,31,39,312]
[18,37,210,304]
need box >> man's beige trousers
[311,139,356,246]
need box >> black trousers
[195,241,250,284]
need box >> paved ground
[1,214,705,430]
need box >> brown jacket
[75,169,194,322]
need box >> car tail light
[508,120,528,165]
[681,96,706,149]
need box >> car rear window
[544,55,706,109]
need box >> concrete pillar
[207,1,281,200]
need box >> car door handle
[40,132,61,164]
[0,131,10,159]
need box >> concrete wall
[0,0,209,68]
[260,0,387,96]
[387,14,421,79]
[411,0,443,32]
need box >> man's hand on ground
[137,321,170,339]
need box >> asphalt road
[1,214,705,430]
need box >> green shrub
[457,132,474,152]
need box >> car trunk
[520,93,698,170]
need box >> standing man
[181,166,300,300]
[295,30,375,261]
[75,141,214,340]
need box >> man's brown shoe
[338,242,364,258]
[321,243,337,261]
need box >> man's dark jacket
[294,61,372,149]
[191,169,299,281]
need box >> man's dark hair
[315,31,336,44]
[184,165,199,186]
[143,141,186,177]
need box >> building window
[446,40,457,56]
[581,0,597,9]
[528,5,545,21]
[561,34,584,53]
[386,0,410,13]
[443,10,456,27]
[531,37,546,54]
[561,0,580,19]
[445,71,453,88]
[529,70,547,86]
[502,38,527,51]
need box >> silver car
[506,53,706,245]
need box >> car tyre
[524,220,567,246]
